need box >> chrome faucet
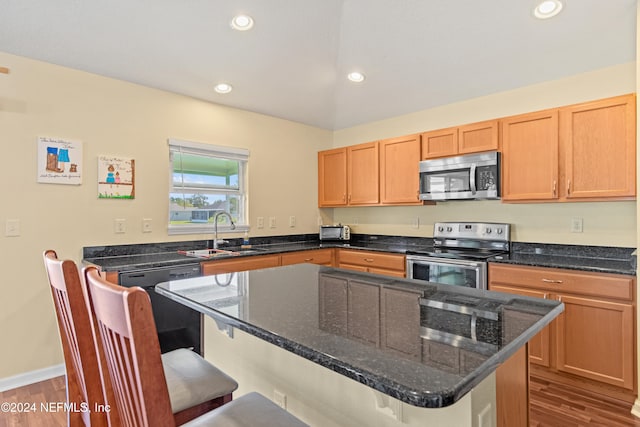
[212,211,236,249]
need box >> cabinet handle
[348,194,352,203]
[541,278,563,284]
[552,180,557,196]
[557,295,562,302]
[304,258,314,262]
[543,293,548,299]
[567,180,571,195]
[342,194,346,202]
[364,258,374,263]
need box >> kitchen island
[156,263,563,426]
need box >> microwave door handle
[470,163,477,194]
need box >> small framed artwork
[98,155,135,199]
[37,137,83,185]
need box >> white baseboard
[631,399,640,419]
[0,364,65,392]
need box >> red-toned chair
[43,250,114,427]
[83,265,308,427]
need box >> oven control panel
[433,222,510,242]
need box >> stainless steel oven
[406,222,510,290]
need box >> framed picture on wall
[37,137,83,185]
[98,155,135,199]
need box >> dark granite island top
[156,263,563,409]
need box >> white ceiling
[0,0,636,130]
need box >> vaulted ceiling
[0,0,636,130]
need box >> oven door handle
[470,163,477,195]
[406,255,482,268]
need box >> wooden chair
[43,249,113,427]
[83,265,308,427]
[44,251,239,426]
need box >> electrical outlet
[114,219,126,234]
[269,216,277,228]
[411,216,420,229]
[570,217,583,233]
[256,217,264,229]
[142,218,152,233]
[273,390,287,409]
[5,219,20,237]
[289,216,296,227]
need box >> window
[168,138,249,235]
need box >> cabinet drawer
[489,264,633,301]
[281,249,334,266]
[201,254,281,275]
[338,249,405,271]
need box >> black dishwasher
[119,264,202,355]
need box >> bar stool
[44,251,238,426]
[83,265,308,427]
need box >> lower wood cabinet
[280,248,334,266]
[337,249,406,277]
[201,254,281,275]
[489,263,636,392]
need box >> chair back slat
[43,250,110,427]
[84,266,175,427]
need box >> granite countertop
[155,263,563,408]
[82,234,636,276]
[490,242,637,276]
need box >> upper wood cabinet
[501,109,560,201]
[318,142,379,207]
[318,147,348,206]
[379,134,422,205]
[561,94,636,200]
[347,142,380,205]
[420,120,499,159]
[502,93,636,202]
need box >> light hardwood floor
[1,375,640,426]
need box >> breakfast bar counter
[156,263,562,426]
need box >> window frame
[168,138,249,236]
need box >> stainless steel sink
[179,247,267,259]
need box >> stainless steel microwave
[419,151,500,201]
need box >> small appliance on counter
[319,224,351,241]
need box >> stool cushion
[183,392,308,427]
[162,348,238,413]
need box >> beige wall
[331,63,637,247]
[0,51,333,378]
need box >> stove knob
[496,228,503,235]
[485,228,492,234]
[446,226,453,232]
[438,226,444,232]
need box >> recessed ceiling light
[347,72,366,83]
[534,0,563,19]
[214,83,233,94]
[231,14,254,31]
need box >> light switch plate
[114,219,126,234]
[142,218,152,233]
[256,217,264,229]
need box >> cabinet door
[348,280,381,346]
[380,287,421,359]
[555,294,634,390]
[561,94,636,200]
[420,127,458,159]
[458,120,499,154]
[379,135,422,205]
[501,109,559,201]
[201,254,281,275]
[347,142,379,205]
[490,284,551,367]
[318,147,348,206]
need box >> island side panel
[203,317,497,427]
